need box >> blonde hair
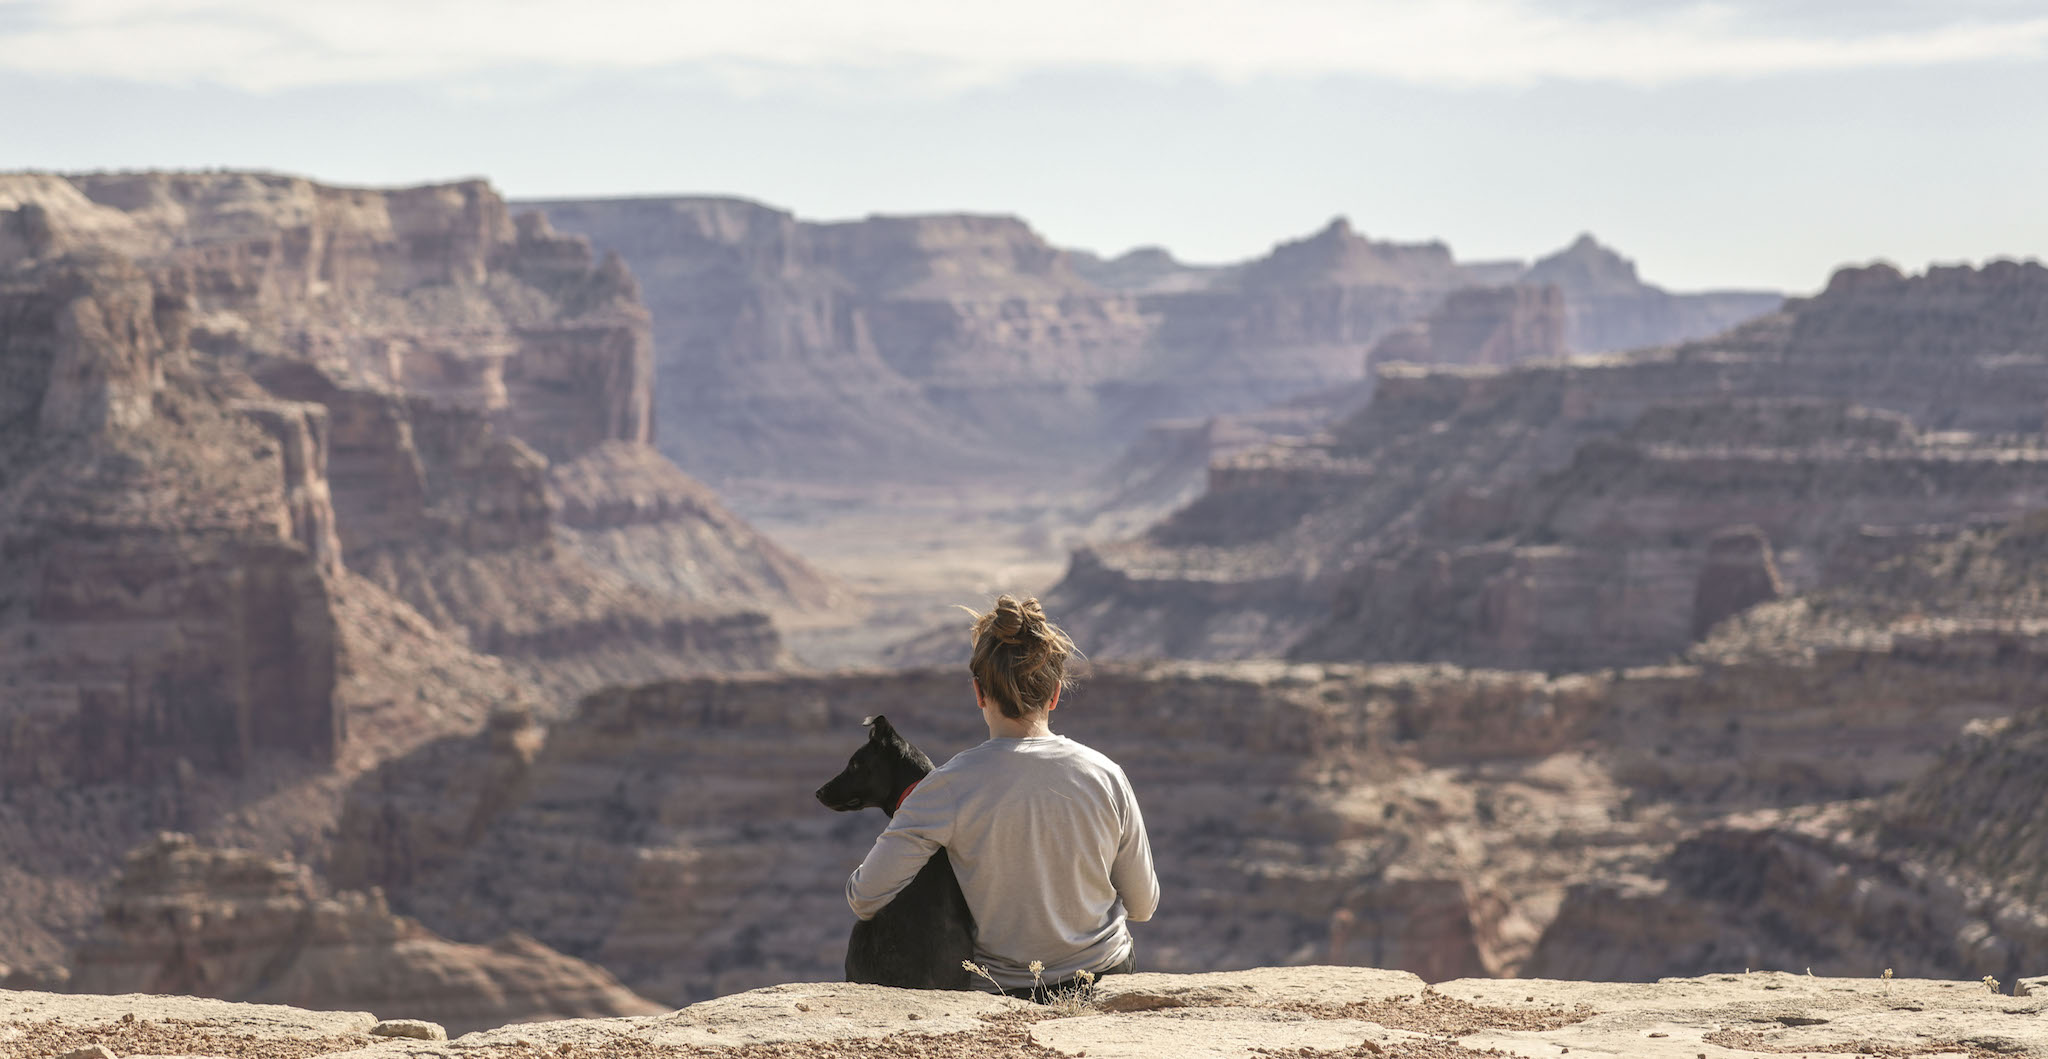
[966,595,1077,720]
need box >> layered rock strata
[61,832,661,1035]
[1367,283,1570,370]
[0,253,342,790]
[1526,233,1781,353]
[332,636,2014,1004]
[0,169,826,983]
[2,171,820,695]
[1527,517,2048,984]
[1051,260,2048,667]
[529,201,1775,486]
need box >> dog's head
[815,715,935,815]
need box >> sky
[2,0,2045,292]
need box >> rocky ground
[7,967,2046,1059]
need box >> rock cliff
[0,170,827,986]
[1,171,821,694]
[1526,516,2048,984]
[1050,259,2048,667]
[527,202,1775,487]
[1366,284,1570,370]
[1526,234,1781,353]
[0,252,341,790]
[329,623,2020,1005]
[58,832,660,1035]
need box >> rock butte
[526,200,1777,486]
[0,170,842,978]
[6,967,2048,1059]
[1049,259,2048,669]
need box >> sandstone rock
[369,1018,446,1040]
[1368,284,1569,370]
[1690,525,1785,638]
[530,201,1774,491]
[1030,1008,1429,1059]
[0,255,343,791]
[58,1045,115,1059]
[331,646,2018,1004]
[61,833,662,1036]
[1526,233,1782,353]
[1054,259,2048,668]
[11,968,2047,1059]
[2,171,819,700]
[549,441,851,614]
[1089,967,1423,1011]
[0,170,817,1009]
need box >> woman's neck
[986,711,1053,740]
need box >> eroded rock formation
[528,201,1776,486]
[1527,517,2048,984]
[331,622,2020,1004]
[0,252,342,790]
[1367,284,1570,370]
[62,833,660,1035]
[0,169,827,982]
[1050,260,2048,669]
[1,171,821,699]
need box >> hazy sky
[3,0,2044,291]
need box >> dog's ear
[863,715,894,741]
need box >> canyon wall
[1049,260,2048,668]
[1526,515,2048,985]
[528,201,1776,487]
[56,832,661,1035]
[0,252,342,791]
[329,626,2022,1005]
[0,170,834,986]
[1,171,828,697]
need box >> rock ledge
[5,966,2045,1058]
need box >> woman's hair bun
[966,595,1078,719]
[987,595,1047,646]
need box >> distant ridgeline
[525,199,1778,484]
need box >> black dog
[815,715,978,990]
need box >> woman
[845,595,1159,997]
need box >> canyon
[528,201,1778,490]
[6,162,2047,1036]
[328,610,2042,1005]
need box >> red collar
[893,779,922,813]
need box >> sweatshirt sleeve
[845,784,953,921]
[1110,771,1160,923]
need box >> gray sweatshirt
[845,734,1159,989]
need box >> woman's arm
[1110,775,1160,922]
[845,793,952,920]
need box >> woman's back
[883,733,1156,986]
[844,594,1158,992]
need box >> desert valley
[1,165,2046,1057]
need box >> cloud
[2,0,2044,93]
